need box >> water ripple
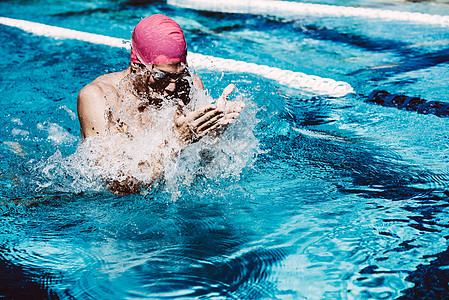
[65,244,288,299]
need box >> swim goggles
[148,64,190,84]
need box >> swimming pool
[1,0,449,299]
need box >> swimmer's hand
[174,84,244,144]
[215,84,245,126]
[215,84,235,109]
[174,103,225,144]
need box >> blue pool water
[1,0,449,299]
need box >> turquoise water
[1,0,449,299]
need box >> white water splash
[37,122,78,145]
[30,83,260,197]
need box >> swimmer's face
[132,61,192,105]
[149,62,192,105]
[140,62,189,93]
[149,62,189,88]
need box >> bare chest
[106,93,156,136]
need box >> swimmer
[77,14,244,194]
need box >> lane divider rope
[188,53,352,96]
[0,17,126,48]
[0,16,353,97]
[167,0,449,28]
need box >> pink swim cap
[130,14,187,65]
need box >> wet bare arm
[77,83,108,138]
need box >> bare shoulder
[78,74,116,102]
[77,71,126,112]
[77,81,108,120]
[77,72,121,138]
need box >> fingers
[174,113,186,127]
[221,83,236,99]
[186,101,243,125]
[196,112,225,133]
[174,106,222,142]
[197,122,222,138]
[196,110,241,136]
[192,109,223,128]
[188,104,218,120]
[216,83,235,108]
[176,104,217,126]
[190,101,244,133]
[174,95,245,144]
[220,112,240,124]
[225,101,245,113]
